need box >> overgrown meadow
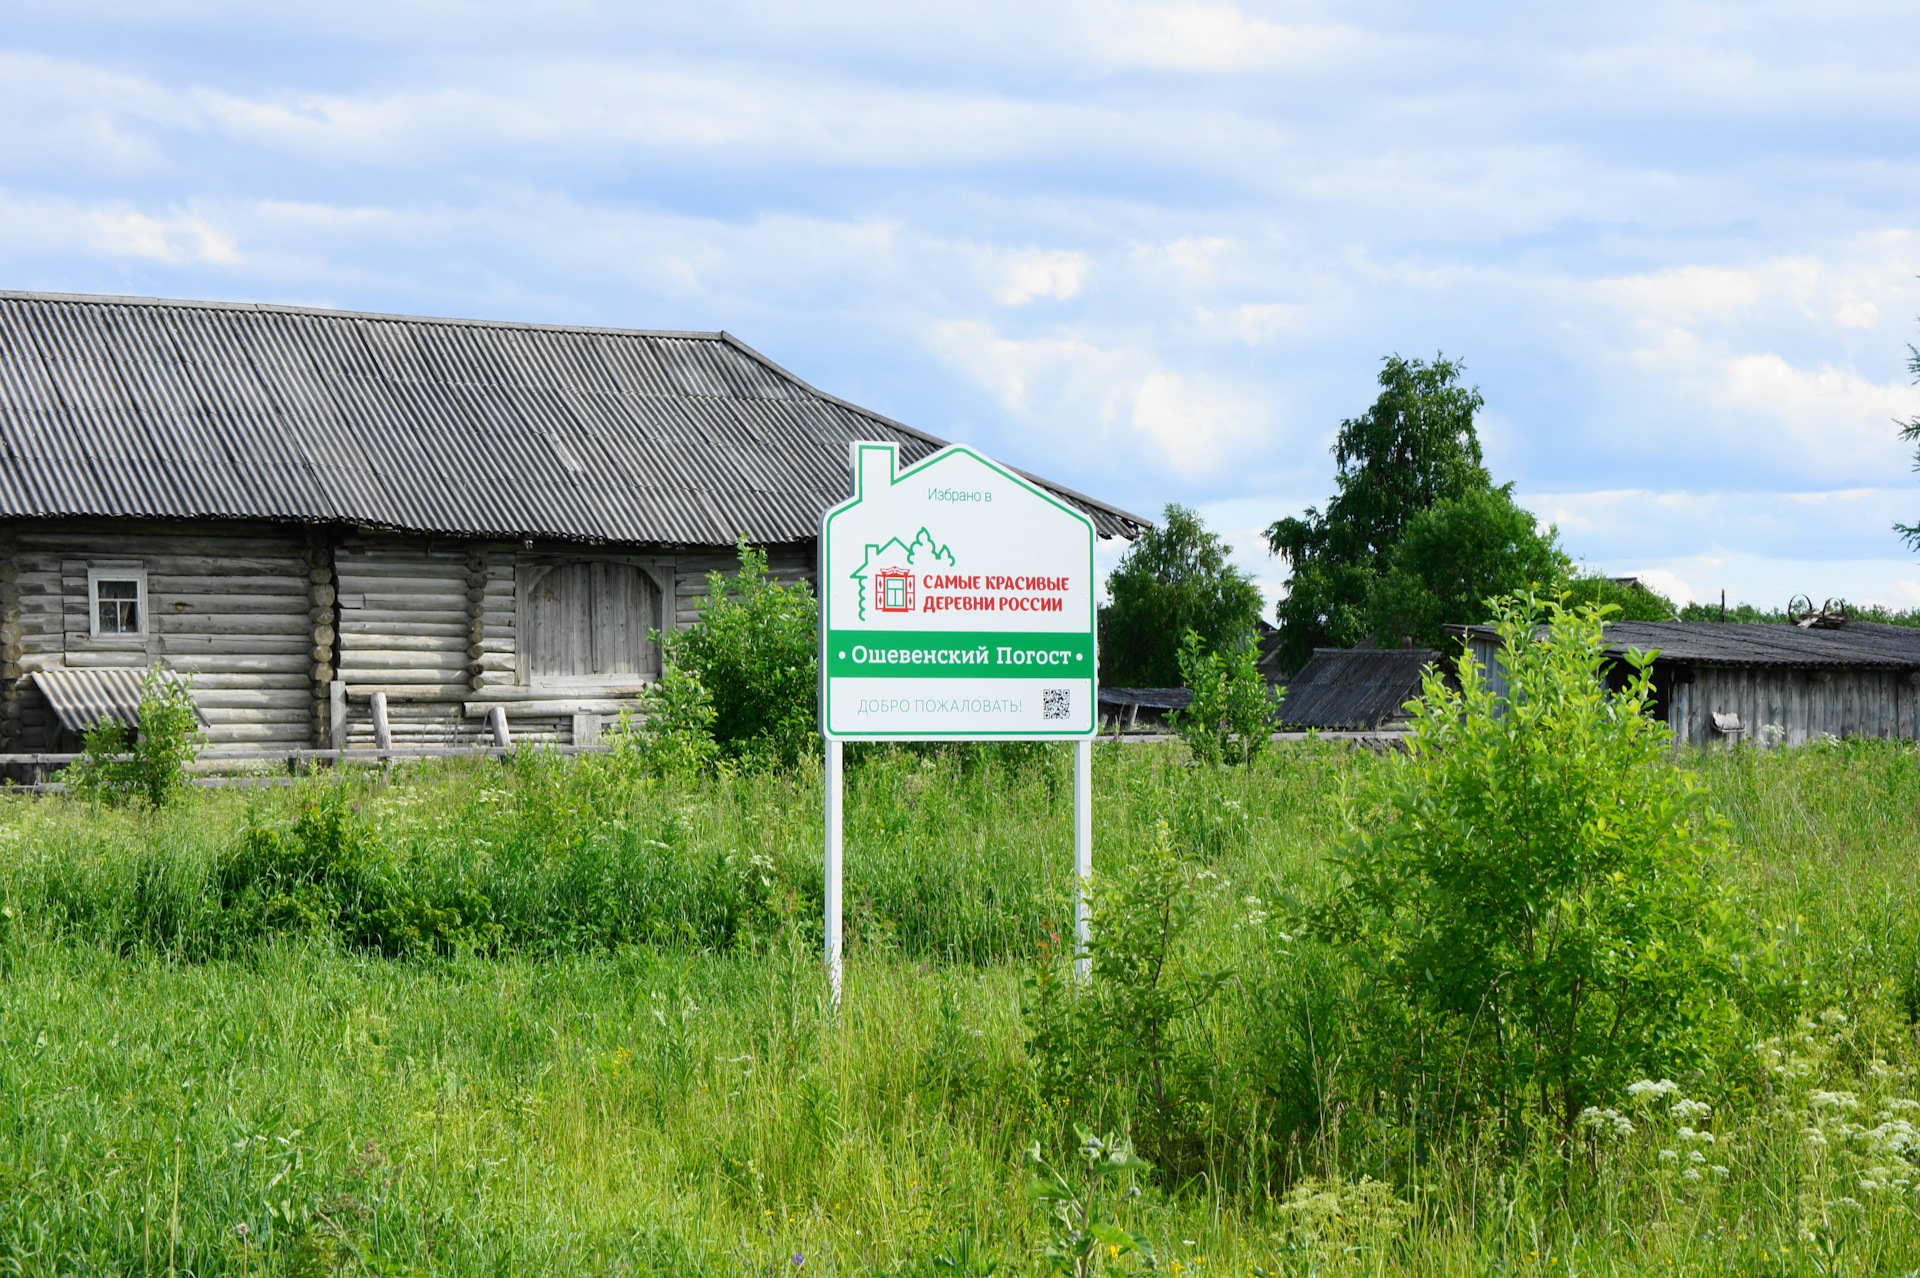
[1,735,1918,1275]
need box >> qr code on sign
[1042,688,1071,720]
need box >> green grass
[1,740,1917,1275]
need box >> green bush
[65,667,205,808]
[1308,593,1737,1137]
[1170,630,1276,767]
[625,664,722,776]
[657,540,819,769]
[1025,823,1229,1183]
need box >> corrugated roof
[31,667,208,735]
[0,292,1147,544]
[1099,687,1192,711]
[1449,620,1920,670]
[1278,647,1436,729]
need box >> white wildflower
[1689,1150,1706,1164]
[1883,1098,1920,1112]
[1681,1168,1703,1182]
[1579,1107,1635,1139]
[1804,1129,1829,1150]
[1658,1149,1679,1164]
[1670,1098,1712,1122]
[1865,1119,1920,1157]
[1710,1165,1730,1179]
[1808,1091,1859,1111]
[1676,1127,1714,1145]
[1629,1079,1681,1101]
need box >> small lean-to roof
[1278,647,1437,729]
[1448,620,1920,670]
[32,667,208,735]
[0,291,1147,545]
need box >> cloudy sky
[4,0,1919,612]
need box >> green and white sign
[819,442,1099,739]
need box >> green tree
[1364,486,1569,650]
[1562,572,1677,621]
[1099,504,1264,687]
[1895,316,1920,552]
[656,540,819,769]
[1308,594,1733,1137]
[1267,354,1490,674]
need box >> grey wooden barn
[0,291,1143,753]
[1453,620,1920,747]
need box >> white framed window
[87,567,147,638]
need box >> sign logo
[819,442,1098,740]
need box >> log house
[0,292,1144,753]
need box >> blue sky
[4,0,1919,612]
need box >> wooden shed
[0,291,1144,754]
[1452,620,1920,747]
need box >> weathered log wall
[3,519,315,750]
[0,521,818,752]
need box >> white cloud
[1082,1,1354,72]
[993,249,1088,305]
[926,320,1260,475]
[1196,301,1307,344]
[88,209,241,264]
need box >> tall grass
[0,739,1915,1274]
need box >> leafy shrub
[1025,823,1229,1182]
[219,789,502,957]
[624,665,722,776]
[657,540,819,769]
[1308,593,1737,1137]
[1170,630,1276,767]
[65,668,205,808]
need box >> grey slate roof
[1278,647,1436,729]
[0,291,1146,545]
[1449,620,1920,670]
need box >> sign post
[820,442,1101,1005]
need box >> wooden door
[526,562,659,680]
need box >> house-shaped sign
[820,442,1098,739]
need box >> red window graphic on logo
[874,568,915,613]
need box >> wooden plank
[147,576,313,597]
[467,698,642,717]
[371,691,392,753]
[200,708,313,725]
[335,666,466,683]
[341,683,474,701]
[337,632,468,653]
[154,616,311,636]
[161,635,311,655]
[344,594,469,614]
[335,575,468,595]
[339,620,470,638]
[164,656,310,675]
[338,650,466,669]
[192,691,314,710]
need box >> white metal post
[825,736,844,1010]
[1074,737,1092,982]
